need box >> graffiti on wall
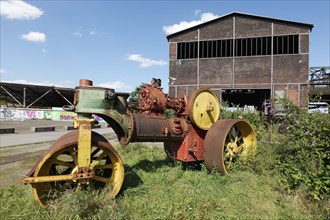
[0,108,15,118]
[0,108,105,122]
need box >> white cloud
[126,54,167,68]
[41,48,46,53]
[90,31,97,35]
[96,81,131,91]
[0,79,74,88]
[0,0,43,20]
[21,31,46,43]
[73,32,83,37]
[163,12,219,35]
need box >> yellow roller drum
[29,131,124,208]
[189,88,220,130]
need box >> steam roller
[21,78,257,208]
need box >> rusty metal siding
[273,55,309,83]
[235,17,272,38]
[234,57,271,84]
[199,59,233,84]
[199,18,233,40]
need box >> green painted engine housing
[74,86,132,144]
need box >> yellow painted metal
[76,117,94,168]
[111,158,124,195]
[189,88,220,130]
[22,172,94,183]
[223,121,256,170]
[30,131,125,208]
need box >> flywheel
[30,131,124,208]
[188,88,220,130]
[203,119,257,174]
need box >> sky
[1,0,329,93]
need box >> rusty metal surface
[137,84,187,116]
[164,124,206,162]
[137,84,167,114]
[79,79,93,87]
[203,119,257,174]
[203,120,239,173]
[131,113,185,142]
[166,95,187,116]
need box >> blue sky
[1,0,329,92]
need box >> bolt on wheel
[30,131,124,208]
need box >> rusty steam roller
[21,78,257,208]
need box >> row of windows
[177,35,299,59]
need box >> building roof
[166,12,314,40]
[0,82,74,108]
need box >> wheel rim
[204,119,256,174]
[32,131,124,207]
[224,125,249,170]
[189,88,220,130]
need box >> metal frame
[0,82,74,108]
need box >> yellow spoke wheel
[203,119,257,174]
[31,131,124,208]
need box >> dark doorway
[222,89,271,111]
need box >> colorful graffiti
[0,108,105,122]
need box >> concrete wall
[0,108,104,121]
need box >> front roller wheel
[31,131,124,208]
[204,119,257,174]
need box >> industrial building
[167,12,314,109]
[0,82,74,108]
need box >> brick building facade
[167,12,314,109]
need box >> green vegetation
[127,84,143,112]
[1,99,329,219]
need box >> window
[235,36,272,57]
[273,35,299,55]
[177,41,198,59]
[198,39,233,58]
[176,34,299,59]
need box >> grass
[1,141,325,220]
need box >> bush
[221,99,330,203]
[220,104,267,140]
[127,84,143,112]
[273,102,330,201]
[164,109,175,118]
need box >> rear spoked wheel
[204,119,256,174]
